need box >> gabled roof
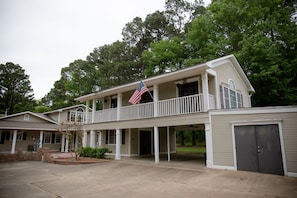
[206,54,255,93]
[0,111,59,126]
[43,104,87,115]
[75,54,255,102]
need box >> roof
[43,104,87,115]
[0,111,59,125]
[75,54,255,102]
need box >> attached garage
[209,106,297,177]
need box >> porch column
[115,128,121,160]
[92,99,96,123]
[83,130,87,147]
[153,84,159,117]
[205,122,213,168]
[65,135,69,152]
[154,126,159,163]
[90,130,95,148]
[39,131,43,148]
[167,126,171,162]
[85,101,89,124]
[98,131,102,147]
[61,133,65,152]
[117,93,122,121]
[11,130,17,154]
[202,73,210,112]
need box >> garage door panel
[235,126,258,172]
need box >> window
[68,108,85,123]
[108,130,116,144]
[44,133,52,144]
[17,132,23,141]
[24,114,30,121]
[55,133,61,144]
[220,80,243,109]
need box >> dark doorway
[140,130,151,155]
[234,124,284,175]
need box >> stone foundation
[0,148,44,163]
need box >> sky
[0,0,210,99]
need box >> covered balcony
[87,94,215,123]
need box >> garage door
[234,124,284,175]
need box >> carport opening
[175,126,206,165]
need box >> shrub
[81,147,109,159]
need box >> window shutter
[5,131,10,140]
[67,111,70,121]
[105,131,108,144]
[219,85,224,108]
[0,132,5,144]
[52,133,55,144]
[23,132,27,140]
[122,129,125,145]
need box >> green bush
[81,147,109,159]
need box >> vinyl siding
[211,111,297,173]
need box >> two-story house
[0,105,87,153]
[76,54,297,177]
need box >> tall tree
[0,62,35,114]
[186,0,297,106]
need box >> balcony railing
[87,94,215,123]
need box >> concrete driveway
[0,158,296,198]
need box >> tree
[0,62,35,114]
[186,0,297,106]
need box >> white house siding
[210,108,297,174]
[213,62,251,108]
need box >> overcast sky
[0,0,210,99]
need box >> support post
[39,131,43,148]
[167,126,170,162]
[83,130,87,147]
[61,133,65,152]
[92,99,96,123]
[90,130,95,148]
[205,122,213,168]
[11,130,17,154]
[65,135,69,153]
[115,128,121,160]
[85,101,89,124]
[154,126,159,163]
[117,93,122,121]
[202,72,210,112]
[153,84,159,117]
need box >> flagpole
[141,80,154,102]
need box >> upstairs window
[68,108,85,123]
[220,80,243,109]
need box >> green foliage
[81,147,109,159]
[0,62,36,114]
[34,105,51,113]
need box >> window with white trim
[220,80,243,109]
[17,132,24,141]
[55,133,61,144]
[68,108,85,123]
[44,133,52,144]
[108,130,116,144]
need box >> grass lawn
[176,146,206,154]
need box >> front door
[234,124,284,175]
[140,130,151,155]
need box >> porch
[88,94,215,123]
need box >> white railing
[94,108,117,122]
[120,102,154,120]
[91,94,216,123]
[157,94,203,116]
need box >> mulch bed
[53,157,111,165]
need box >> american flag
[128,81,149,105]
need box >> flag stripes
[128,81,149,105]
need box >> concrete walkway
[0,158,296,198]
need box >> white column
[65,134,69,152]
[83,130,87,147]
[92,99,96,123]
[90,130,95,148]
[202,73,210,112]
[167,126,170,162]
[61,133,65,152]
[75,132,78,149]
[117,93,122,121]
[98,131,102,147]
[205,122,213,168]
[115,128,121,160]
[39,131,43,148]
[11,130,17,154]
[85,101,89,124]
[154,126,159,163]
[153,84,159,117]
